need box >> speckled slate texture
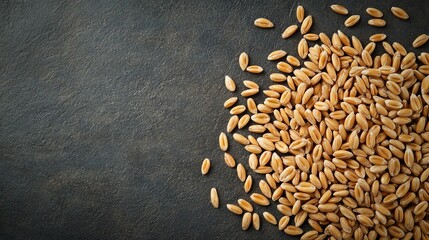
[0,0,428,239]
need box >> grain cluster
[203,3,429,239]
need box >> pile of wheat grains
[202,4,429,240]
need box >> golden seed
[268,50,287,60]
[224,97,238,108]
[330,4,348,15]
[210,188,219,208]
[244,175,252,192]
[219,132,228,151]
[227,115,239,132]
[250,193,270,206]
[366,7,383,18]
[413,34,429,48]
[239,52,249,71]
[345,15,360,27]
[282,25,298,39]
[284,226,303,235]
[369,33,387,42]
[391,6,409,20]
[242,212,252,230]
[224,153,236,168]
[246,65,264,74]
[238,114,250,129]
[254,18,274,28]
[237,163,246,182]
[224,75,236,92]
[252,213,260,230]
[227,204,243,215]
[238,199,253,212]
[300,15,313,35]
[296,5,304,23]
[201,158,211,175]
[368,18,386,27]
[263,211,277,225]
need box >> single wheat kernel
[246,65,264,73]
[413,34,429,48]
[368,18,386,27]
[210,188,219,208]
[369,33,386,42]
[344,15,360,27]
[296,5,304,23]
[366,7,383,18]
[226,204,243,215]
[268,50,287,60]
[252,213,260,230]
[330,4,348,15]
[224,75,236,92]
[236,163,246,182]
[242,212,252,230]
[263,211,277,225]
[239,52,249,71]
[218,132,228,151]
[254,18,274,28]
[201,158,210,175]
[391,7,409,20]
[282,25,298,39]
[223,97,238,108]
[300,15,313,35]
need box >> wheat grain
[224,75,236,92]
[219,132,228,151]
[263,211,277,225]
[210,188,219,208]
[238,114,250,129]
[330,4,348,15]
[284,226,303,235]
[238,199,253,212]
[303,33,319,41]
[242,212,252,230]
[224,153,236,168]
[301,15,313,35]
[296,5,304,23]
[369,33,386,42]
[391,7,409,20]
[345,15,360,27]
[246,65,264,73]
[252,213,260,230]
[227,115,239,132]
[270,73,287,82]
[366,7,383,18]
[286,55,300,67]
[227,204,243,215]
[368,18,386,27]
[201,158,211,175]
[244,175,253,192]
[239,52,248,71]
[282,25,298,39]
[268,50,287,60]
[250,193,270,206]
[230,105,246,115]
[254,18,274,28]
[223,97,238,108]
[237,163,246,182]
[413,34,429,48]
[298,38,309,59]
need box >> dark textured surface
[0,0,428,239]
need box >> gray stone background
[0,0,428,239]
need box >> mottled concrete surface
[0,0,428,239]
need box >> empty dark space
[0,0,428,239]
